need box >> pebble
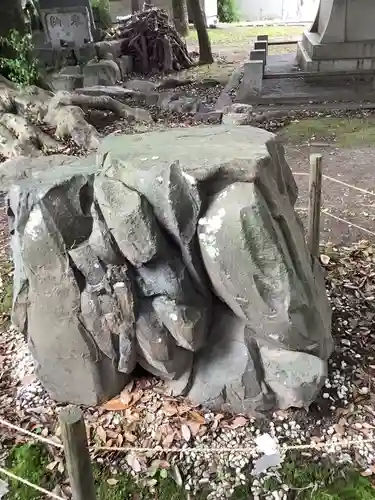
[1,241,375,499]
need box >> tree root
[0,76,155,159]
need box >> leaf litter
[1,242,375,498]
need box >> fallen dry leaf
[21,374,36,387]
[334,424,345,435]
[198,425,207,437]
[320,254,330,265]
[46,460,59,471]
[361,469,373,477]
[231,416,248,429]
[181,424,191,442]
[187,421,201,437]
[163,401,178,416]
[102,397,129,411]
[107,478,119,486]
[129,392,143,407]
[124,431,137,443]
[96,426,107,444]
[120,390,133,406]
[189,411,205,424]
[171,464,183,487]
[126,453,142,473]
[162,432,175,448]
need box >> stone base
[298,31,375,72]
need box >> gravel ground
[1,238,375,499]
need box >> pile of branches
[107,8,194,74]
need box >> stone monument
[298,0,375,72]
[39,0,95,45]
[5,125,333,413]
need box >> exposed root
[0,76,155,158]
[53,91,153,122]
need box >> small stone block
[83,59,121,87]
[257,34,269,41]
[254,41,268,60]
[51,73,83,92]
[236,60,263,102]
[250,49,266,71]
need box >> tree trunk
[131,0,140,12]
[0,76,153,158]
[172,0,189,37]
[0,0,25,69]
[0,0,24,37]
[188,0,213,64]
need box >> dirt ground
[0,143,374,255]
[286,145,375,245]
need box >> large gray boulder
[7,124,332,411]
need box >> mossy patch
[187,25,304,45]
[4,444,56,500]
[3,445,375,500]
[282,116,375,148]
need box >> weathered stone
[222,113,248,126]
[123,79,158,93]
[8,124,332,412]
[94,40,124,59]
[157,93,201,113]
[260,345,327,409]
[94,176,161,267]
[83,59,121,87]
[51,66,83,92]
[236,60,263,102]
[152,296,207,352]
[215,63,244,112]
[88,202,120,264]
[12,181,125,405]
[101,152,206,293]
[188,307,265,413]
[136,301,193,379]
[198,180,332,359]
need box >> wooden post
[307,153,323,260]
[59,407,96,500]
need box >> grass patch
[94,466,207,500]
[3,446,375,500]
[4,444,56,500]
[282,116,375,147]
[273,457,375,499]
[186,25,305,45]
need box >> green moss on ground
[3,444,375,500]
[282,116,375,148]
[187,25,304,45]
[4,444,55,500]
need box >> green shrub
[0,30,39,86]
[218,0,240,23]
[91,0,112,27]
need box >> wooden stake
[307,153,323,260]
[59,407,96,500]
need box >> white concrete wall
[110,0,217,23]
[237,0,319,22]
